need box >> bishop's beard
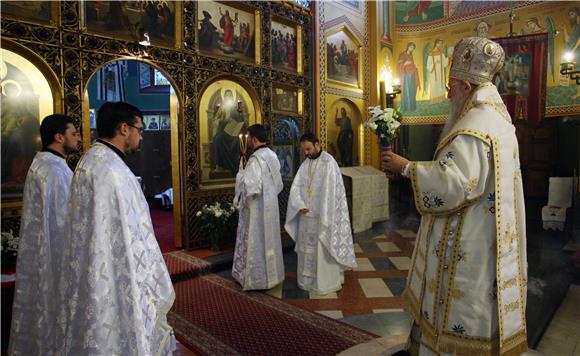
[439,90,468,143]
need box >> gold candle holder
[239,133,249,168]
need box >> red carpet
[163,251,211,282]
[150,207,175,253]
[168,274,376,356]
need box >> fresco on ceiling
[395,1,526,27]
[395,1,444,25]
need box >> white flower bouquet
[364,106,402,147]
[1,230,19,265]
[196,202,238,250]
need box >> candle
[564,52,575,63]
[379,80,386,108]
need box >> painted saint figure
[426,39,449,104]
[211,89,245,174]
[199,10,217,48]
[398,42,420,112]
[335,107,353,167]
[219,8,234,49]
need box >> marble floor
[190,215,579,355]
[537,284,580,355]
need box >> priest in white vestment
[382,37,527,356]
[285,133,357,295]
[57,102,175,356]
[232,124,285,290]
[9,115,79,356]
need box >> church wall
[391,1,580,123]
[0,1,314,249]
[367,1,580,172]
[314,0,372,167]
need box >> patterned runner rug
[168,274,376,356]
[163,250,211,282]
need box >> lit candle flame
[564,52,575,63]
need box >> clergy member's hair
[247,124,268,143]
[300,132,319,145]
[40,114,75,148]
[97,101,143,139]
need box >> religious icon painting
[327,99,361,167]
[326,28,362,88]
[1,1,58,25]
[82,1,182,49]
[198,1,257,63]
[273,146,294,179]
[199,79,258,184]
[1,48,55,201]
[395,1,444,25]
[159,114,171,130]
[143,115,160,131]
[89,109,96,129]
[273,87,298,113]
[272,20,298,72]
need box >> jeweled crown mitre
[449,37,505,85]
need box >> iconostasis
[0,1,313,249]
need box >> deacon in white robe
[9,115,79,356]
[57,102,175,356]
[232,124,285,290]
[285,133,357,295]
[383,38,527,356]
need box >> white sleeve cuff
[401,162,411,178]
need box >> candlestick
[239,133,250,168]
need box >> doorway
[83,59,183,250]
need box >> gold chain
[306,156,319,199]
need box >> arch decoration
[1,1,313,248]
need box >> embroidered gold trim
[493,137,506,341]
[410,160,484,216]
[402,288,421,322]
[436,129,492,157]
[441,209,467,330]
[500,329,528,356]
[503,225,517,252]
[428,278,436,294]
[418,248,426,262]
[465,178,478,193]
[431,216,454,328]
[407,215,433,308]
[503,301,520,314]
[451,288,465,301]
[501,278,518,291]
[416,216,435,317]
[413,265,424,280]
[492,136,527,347]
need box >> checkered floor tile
[275,228,416,317]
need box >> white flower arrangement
[1,230,19,257]
[364,106,402,146]
[197,202,237,233]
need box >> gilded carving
[0,2,312,249]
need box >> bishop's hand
[381,151,409,176]
[299,208,310,214]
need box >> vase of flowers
[1,230,19,267]
[196,202,238,251]
[365,106,402,175]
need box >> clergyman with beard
[382,37,528,355]
[56,102,176,355]
[9,114,80,355]
[285,133,357,295]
